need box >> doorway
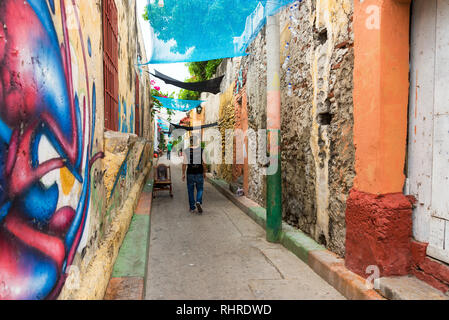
[407,0,449,263]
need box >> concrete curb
[60,163,152,300]
[141,178,154,300]
[207,175,385,300]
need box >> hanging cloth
[151,70,224,94]
[152,96,204,112]
[142,0,300,64]
[171,122,219,132]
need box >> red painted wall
[346,0,413,279]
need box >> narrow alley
[3,0,449,305]
[145,157,344,300]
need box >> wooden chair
[153,164,173,198]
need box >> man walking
[182,136,207,214]
[167,141,173,160]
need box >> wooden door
[408,0,449,263]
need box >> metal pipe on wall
[266,10,282,243]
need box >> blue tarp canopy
[153,96,205,112]
[144,0,299,64]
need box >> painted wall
[345,0,413,280]
[116,0,149,136]
[0,0,152,300]
[101,133,149,235]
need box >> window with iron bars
[103,0,119,131]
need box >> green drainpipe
[266,9,282,243]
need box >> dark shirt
[184,147,204,175]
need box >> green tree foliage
[178,86,201,101]
[158,131,166,151]
[178,59,223,100]
[186,59,223,82]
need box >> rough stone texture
[278,0,354,254]
[327,47,355,256]
[205,38,268,206]
[218,86,236,183]
[345,190,413,278]
[243,28,268,207]
[200,0,354,257]
[376,276,449,300]
[233,77,246,184]
[279,2,317,239]
[202,59,240,178]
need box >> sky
[136,0,191,125]
[136,0,190,97]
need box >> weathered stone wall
[278,3,318,240]
[243,26,268,207]
[279,0,354,255]
[202,92,220,125]
[200,1,354,257]
[218,85,235,183]
[102,132,149,235]
[202,59,234,177]
[201,58,242,182]
[202,92,220,175]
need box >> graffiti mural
[118,97,136,135]
[0,0,103,299]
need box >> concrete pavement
[145,155,344,300]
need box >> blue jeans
[187,174,204,210]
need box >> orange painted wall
[353,0,411,195]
